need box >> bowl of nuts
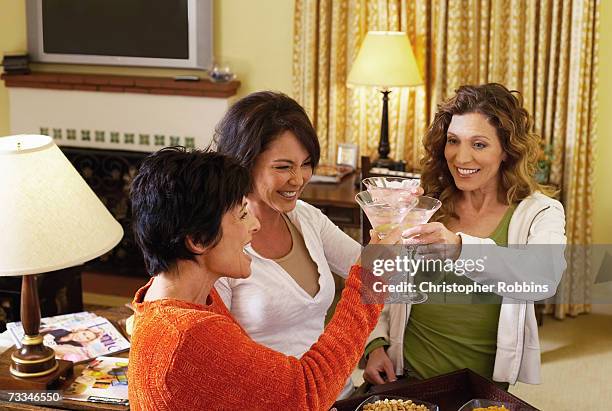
[355,395,438,411]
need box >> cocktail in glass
[355,190,417,239]
[356,188,418,305]
[402,196,442,229]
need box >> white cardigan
[215,200,361,397]
[366,192,566,384]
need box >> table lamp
[0,135,123,389]
[347,31,423,169]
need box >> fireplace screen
[63,147,148,277]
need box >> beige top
[274,214,320,298]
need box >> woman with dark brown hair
[213,91,368,398]
[363,83,566,388]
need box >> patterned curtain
[293,0,598,319]
[293,0,431,170]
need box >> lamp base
[0,275,74,389]
[0,355,73,390]
[372,157,396,169]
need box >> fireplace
[63,146,149,277]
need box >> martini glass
[355,190,417,239]
[400,195,443,304]
[402,196,442,228]
[356,190,418,305]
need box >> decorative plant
[535,141,553,184]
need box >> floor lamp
[0,135,123,389]
[347,31,423,169]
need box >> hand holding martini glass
[357,177,439,304]
[355,190,418,239]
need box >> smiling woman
[214,91,363,399]
[363,83,566,390]
[421,83,549,223]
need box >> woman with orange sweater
[127,147,396,410]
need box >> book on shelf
[64,356,129,406]
[6,311,130,363]
[311,164,354,183]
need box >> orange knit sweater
[127,265,382,411]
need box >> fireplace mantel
[1,71,240,98]
[3,71,239,152]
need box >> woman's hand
[355,227,405,267]
[364,347,397,385]
[401,222,462,260]
[369,226,405,246]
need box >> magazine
[64,356,129,406]
[7,312,130,363]
[9,311,98,332]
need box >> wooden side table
[300,173,361,232]
[0,306,132,411]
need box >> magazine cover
[64,356,129,406]
[7,313,130,363]
[7,311,97,348]
[7,311,98,337]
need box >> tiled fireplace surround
[3,72,240,277]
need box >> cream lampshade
[347,31,423,168]
[0,134,123,388]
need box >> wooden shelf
[1,71,240,98]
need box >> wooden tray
[332,369,538,411]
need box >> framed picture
[337,143,359,169]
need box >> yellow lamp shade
[347,31,423,88]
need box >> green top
[365,204,517,382]
[483,203,516,247]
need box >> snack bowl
[354,395,439,411]
[458,398,514,411]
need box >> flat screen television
[26,0,212,69]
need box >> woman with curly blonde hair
[363,83,566,389]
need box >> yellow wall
[0,0,295,136]
[594,1,612,243]
[0,0,27,135]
